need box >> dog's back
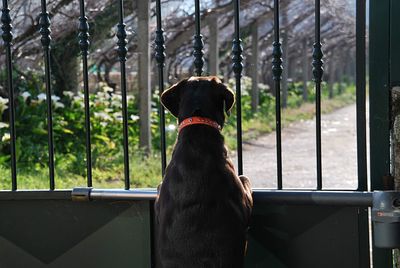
[156,126,252,268]
[155,76,253,268]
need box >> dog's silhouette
[155,76,253,268]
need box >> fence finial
[193,0,204,76]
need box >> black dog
[155,76,253,268]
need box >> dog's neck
[178,117,221,133]
[173,117,229,168]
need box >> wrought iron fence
[0,0,367,192]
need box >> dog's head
[160,76,235,127]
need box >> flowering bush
[0,81,177,175]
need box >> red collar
[178,117,221,133]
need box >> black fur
[155,76,253,268]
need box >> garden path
[231,102,369,189]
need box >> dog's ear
[219,83,235,116]
[160,79,187,117]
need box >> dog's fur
[155,76,253,268]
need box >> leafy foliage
[0,72,355,189]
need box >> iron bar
[272,0,283,189]
[39,0,55,190]
[193,0,204,76]
[71,187,373,207]
[117,0,130,190]
[312,0,324,190]
[155,0,167,175]
[78,0,93,187]
[1,0,17,190]
[232,0,243,175]
[356,0,367,191]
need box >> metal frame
[0,0,368,192]
[0,187,375,208]
[69,188,372,207]
[369,0,393,266]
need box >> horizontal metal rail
[70,187,373,207]
[0,188,373,207]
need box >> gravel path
[231,103,367,189]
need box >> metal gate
[0,0,397,267]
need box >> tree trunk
[208,14,219,76]
[223,64,229,84]
[138,0,151,153]
[302,39,309,101]
[328,57,334,99]
[251,22,259,112]
[282,12,289,108]
[336,61,343,94]
[49,3,122,95]
[51,32,79,95]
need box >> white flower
[94,112,112,121]
[54,102,65,109]
[100,122,108,127]
[63,91,74,98]
[96,91,108,99]
[0,122,8,129]
[130,115,139,121]
[73,95,83,103]
[0,97,8,105]
[51,95,60,102]
[111,100,122,108]
[21,91,31,101]
[166,124,176,131]
[98,82,114,93]
[111,94,122,101]
[2,133,10,142]
[73,93,85,108]
[0,97,8,113]
[102,86,114,93]
[37,93,47,103]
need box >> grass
[0,84,356,190]
[0,152,163,190]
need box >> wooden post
[138,0,151,153]
[251,22,259,112]
[208,14,219,76]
